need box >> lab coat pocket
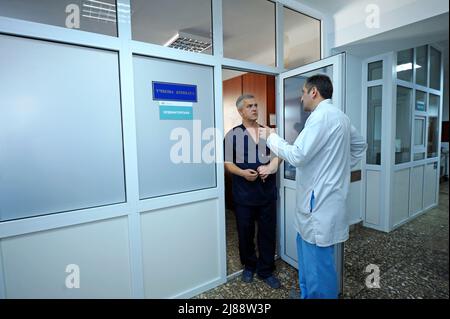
[309,190,315,213]
[297,188,314,215]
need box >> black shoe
[262,275,281,289]
[241,269,254,283]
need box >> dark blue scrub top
[224,124,277,206]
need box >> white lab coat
[267,99,367,247]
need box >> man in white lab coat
[259,74,367,299]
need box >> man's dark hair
[305,74,333,99]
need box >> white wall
[330,0,449,48]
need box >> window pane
[429,94,440,117]
[430,47,442,90]
[397,49,413,82]
[415,90,427,112]
[395,86,412,164]
[0,0,117,36]
[368,61,383,81]
[284,66,333,179]
[414,153,425,161]
[414,118,425,146]
[223,0,275,66]
[131,0,212,54]
[283,6,320,69]
[415,45,428,87]
[367,86,382,165]
[0,35,125,221]
[427,117,439,158]
[133,56,216,199]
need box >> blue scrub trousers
[296,233,338,299]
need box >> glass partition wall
[363,45,443,232]
[0,0,325,299]
[396,45,442,164]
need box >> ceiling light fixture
[82,0,117,23]
[164,31,212,53]
[396,63,422,72]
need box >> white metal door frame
[276,53,346,292]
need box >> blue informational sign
[159,105,193,120]
[152,81,198,102]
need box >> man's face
[239,98,258,121]
[300,84,317,112]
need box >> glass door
[277,53,345,295]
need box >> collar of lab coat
[313,99,332,112]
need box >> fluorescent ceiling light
[396,63,422,72]
[82,14,116,23]
[164,31,212,53]
[85,0,115,7]
[82,0,116,22]
[83,4,116,13]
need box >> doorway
[221,54,345,288]
[222,68,277,276]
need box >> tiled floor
[196,182,449,299]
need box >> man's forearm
[269,157,283,173]
[224,162,244,177]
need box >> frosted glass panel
[0,0,117,36]
[0,35,125,221]
[414,118,425,146]
[133,56,216,199]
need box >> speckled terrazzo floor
[197,182,449,299]
[226,209,242,275]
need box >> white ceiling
[334,12,449,61]
[294,0,360,15]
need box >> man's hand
[257,165,274,181]
[258,126,276,140]
[241,169,259,182]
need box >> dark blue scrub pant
[234,201,276,279]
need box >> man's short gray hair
[236,94,255,110]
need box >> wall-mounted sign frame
[152,81,198,102]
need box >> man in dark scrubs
[224,94,282,289]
